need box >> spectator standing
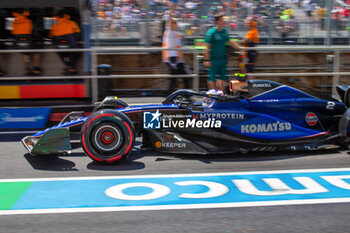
[317,7,326,30]
[113,2,123,16]
[110,11,126,36]
[241,16,259,73]
[204,14,241,92]
[50,10,81,75]
[303,0,313,19]
[162,18,190,94]
[149,0,157,12]
[11,9,43,75]
[332,7,342,35]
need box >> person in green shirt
[204,14,241,92]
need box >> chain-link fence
[91,0,350,46]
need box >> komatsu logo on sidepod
[241,121,292,133]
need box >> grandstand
[91,0,350,46]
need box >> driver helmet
[203,89,223,107]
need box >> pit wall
[1,51,349,94]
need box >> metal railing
[0,47,200,103]
[0,45,350,101]
[243,46,350,99]
[91,18,350,46]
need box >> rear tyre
[339,108,350,146]
[81,109,135,163]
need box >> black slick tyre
[81,109,135,163]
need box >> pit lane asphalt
[1,133,350,233]
[1,96,350,233]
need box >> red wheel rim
[101,131,114,144]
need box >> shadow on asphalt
[23,145,346,171]
[87,161,145,171]
[23,147,147,172]
[85,148,148,171]
[153,149,344,164]
[24,153,78,171]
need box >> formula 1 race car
[22,76,350,164]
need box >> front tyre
[81,109,135,163]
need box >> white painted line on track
[3,168,350,216]
[2,198,350,216]
[1,167,350,182]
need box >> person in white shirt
[162,18,190,94]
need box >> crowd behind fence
[92,0,350,46]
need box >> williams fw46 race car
[22,77,350,164]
